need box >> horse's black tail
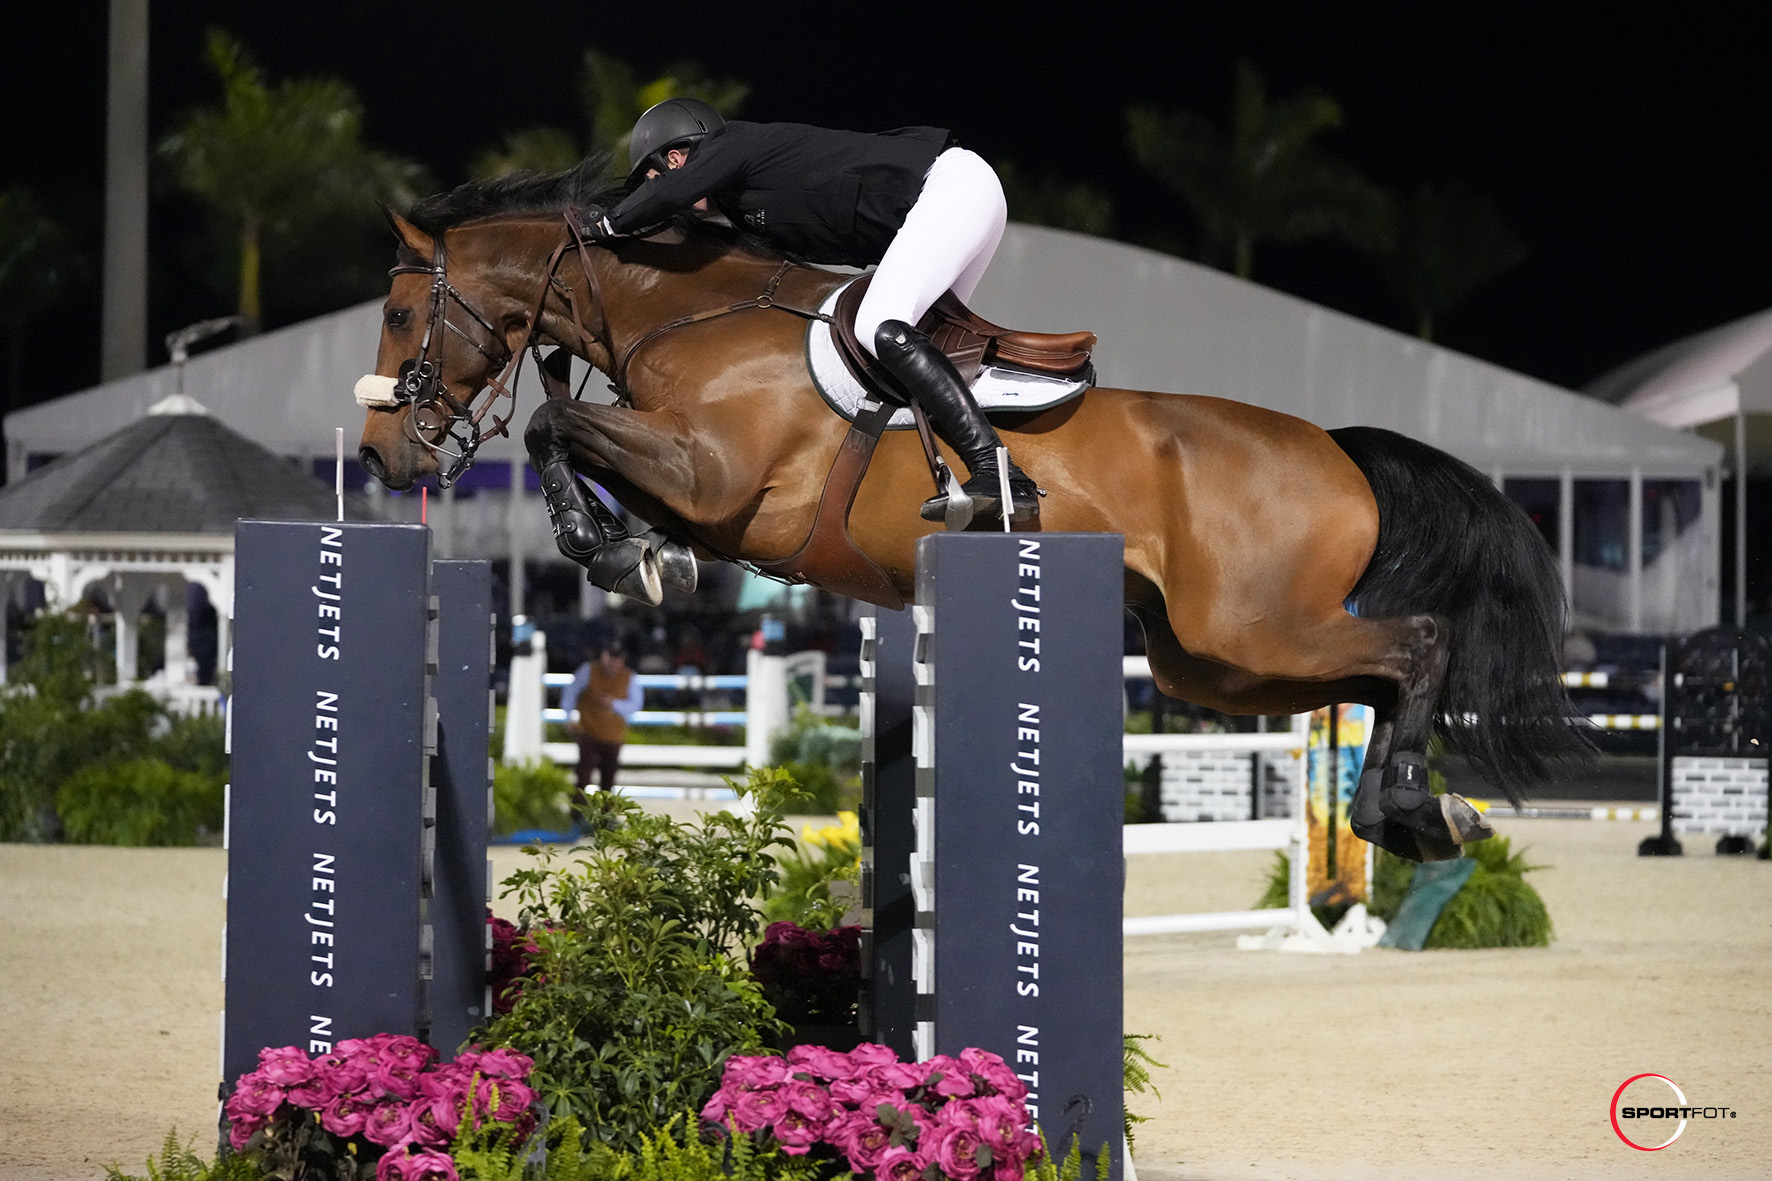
[1329,425,1592,803]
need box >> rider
[582,98,1039,526]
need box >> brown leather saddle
[751,277,1097,607]
[831,273,1097,400]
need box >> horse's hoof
[654,537,699,594]
[1441,792,1495,845]
[587,539,663,606]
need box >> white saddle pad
[805,278,1090,429]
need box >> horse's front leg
[524,401,666,605]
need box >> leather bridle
[381,224,609,487]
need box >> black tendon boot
[537,456,663,606]
[872,320,1040,527]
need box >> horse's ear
[382,206,433,257]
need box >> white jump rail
[1120,656,1319,941]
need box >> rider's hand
[579,205,622,242]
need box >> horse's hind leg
[1346,616,1495,861]
[1136,581,1493,862]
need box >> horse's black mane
[398,150,782,266]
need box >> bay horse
[357,159,1586,862]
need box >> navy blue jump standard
[223,521,491,1085]
[863,532,1126,1181]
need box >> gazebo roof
[0,396,355,534]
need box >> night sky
[7,2,1771,408]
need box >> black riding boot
[537,455,662,605]
[872,320,1040,527]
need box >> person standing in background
[564,637,643,798]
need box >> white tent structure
[1586,307,1772,627]
[5,224,1724,634]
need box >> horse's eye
[385,307,412,329]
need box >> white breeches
[854,147,1007,357]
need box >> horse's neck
[599,247,791,326]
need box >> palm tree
[470,127,583,180]
[0,187,86,481]
[468,48,749,183]
[995,160,1116,237]
[1126,61,1389,279]
[158,30,425,334]
[1379,184,1527,341]
[579,47,749,166]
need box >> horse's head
[356,213,543,490]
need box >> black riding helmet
[627,98,725,181]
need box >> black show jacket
[606,121,952,266]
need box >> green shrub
[154,712,228,783]
[766,707,859,813]
[1418,836,1553,949]
[1256,836,1551,949]
[56,758,224,846]
[761,810,859,929]
[494,759,578,835]
[1,612,229,844]
[103,1129,259,1181]
[479,770,800,1150]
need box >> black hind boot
[1351,753,1494,862]
[537,455,662,606]
[872,320,1040,528]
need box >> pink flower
[826,1110,894,1172]
[375,1143,459,1181]
[425,1086,473,1139]
[255,1046,318,1087]
[286,1056,339,1109]
[787,1044,857,1080]
[404,1100,452,1148]
[363,1102,415,1147]
[867,1062,925,1090]
[724,1055,791,1089]
[970,1094,1032,1150]
[455,1048,532,1080]
[225,1076,286,1119]
[474,1076,537,1124]
[926,1055,976,1098]
[379,1036,438,1072]
[960,1048,1026,1100]
[780,1079,836,1121]
[925,1122,987,1179]
[846,1043,899,1069]
[701,1090,731,1124]
[320,1092,373,1138]
[728,1087,786,1134]
[770,1109,824,1155]
[827,1076,878,1107]
[319,1055,373,1097]
[227,1114,268,1153]
[368,1059,424,1103]
[875,1145,928,1181]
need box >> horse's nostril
[359,446,387,482]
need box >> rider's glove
[579,205,622,242]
